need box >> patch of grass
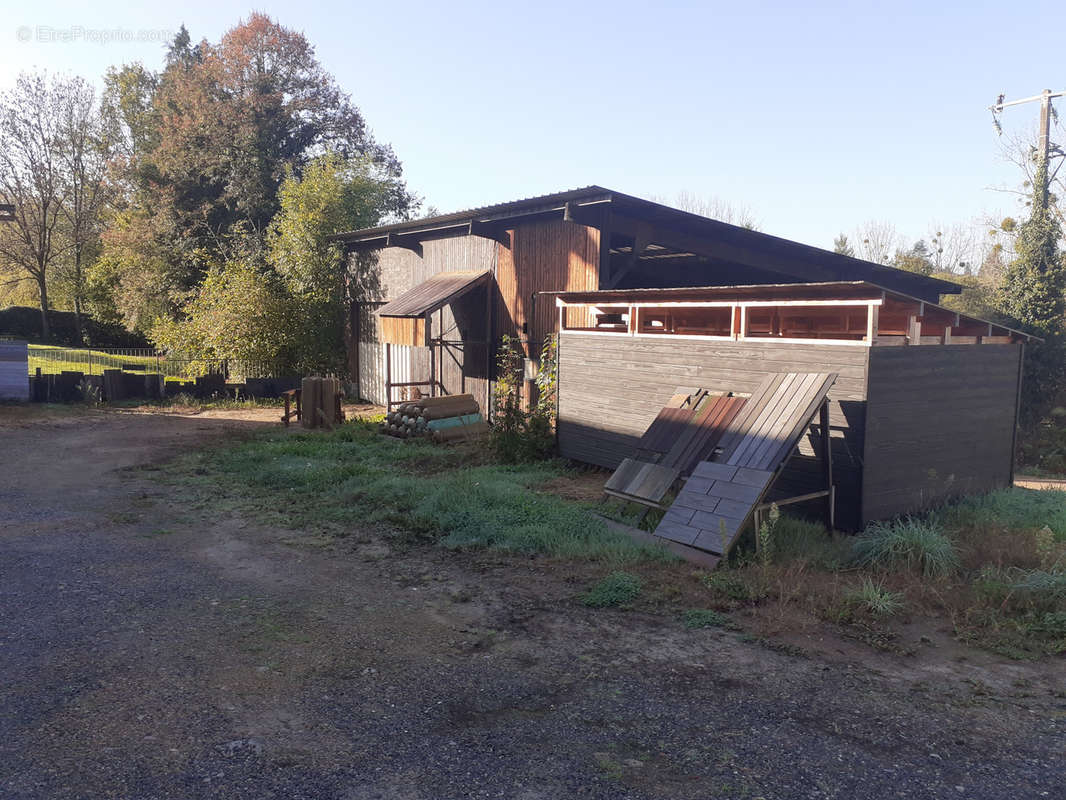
[581,572,643,608]
[941,487,1066,540]
[845,578,904,617]
[681,608,739,630]
[177,419,667,563]
[851,517,959,576]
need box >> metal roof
[377,270,491,318]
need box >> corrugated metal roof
[377,270,491,318]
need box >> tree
[55,77,118,342]
[267,153,411,371]
[0,74,69,341]
[832,234,855,257]
[892,240,935,276]
[852,220,902,265]
[102,15,411,329]
[997,158,1066,422]
[151,258,292,364]
[655,191,761,230]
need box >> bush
[581,572,642,608]
[490,334,556,463]
[845,578,904,617]
[851,517,959,576]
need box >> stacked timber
[381,393,487,442]
[301,376,344,429]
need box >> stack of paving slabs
[603,388,747,509]
[382,394,486,442]
[651,372,837,563]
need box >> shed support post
[819,399,834,530]
[385,342,392,411]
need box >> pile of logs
[382,393,487,442]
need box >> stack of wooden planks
[300,377,345,429]
[382,394,487,442]
[652,372,837,563]
[604,389,747,508]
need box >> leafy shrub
[682,609,738,630]
[845,578,904,617]
[702,570,759,603]
[490,334,556,463]
[581,572,642,608]
[851,517,959,576]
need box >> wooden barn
[332,186,1033,554]
[331,186,960,410]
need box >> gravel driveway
[0,409,1062,799]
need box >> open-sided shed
[552,282,1034,533]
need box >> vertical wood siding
[861,344,1022,523]
[556,332,870,529]
[496,220,600,356]
[354,236,497,409]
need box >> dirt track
[0,407,1063,799]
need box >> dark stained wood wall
[557,332,870,529]
[861,344,1022,523]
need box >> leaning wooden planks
[300,376,343,429]
[653,372,838,562]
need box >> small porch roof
[377,270,492,318]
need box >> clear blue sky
[2,0,1062,249]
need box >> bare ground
[0,406,1063,799]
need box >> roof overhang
[377,270,492,319]
[331,186,963,303]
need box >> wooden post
[428,311,436,398]
[819,399,835,530]
[385,342,392,411]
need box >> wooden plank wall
[557,332,870,529]
[861,344,1022,523]
[496,220,600,357]
[353,236,498,409]
[0,339,29,401]
[352,223,600,409]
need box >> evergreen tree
[832,234,855,257]
[997,159,1066,422]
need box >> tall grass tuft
[845,578,904,617]
[851,516,959,576]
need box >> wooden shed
[330,187,960,410]
[552,282,1034,532]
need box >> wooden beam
[467,220,511,247]
[386,231,423,257]
[564,204,841,283]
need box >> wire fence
[27,346,285,383]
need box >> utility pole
[990,89,1065,211]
